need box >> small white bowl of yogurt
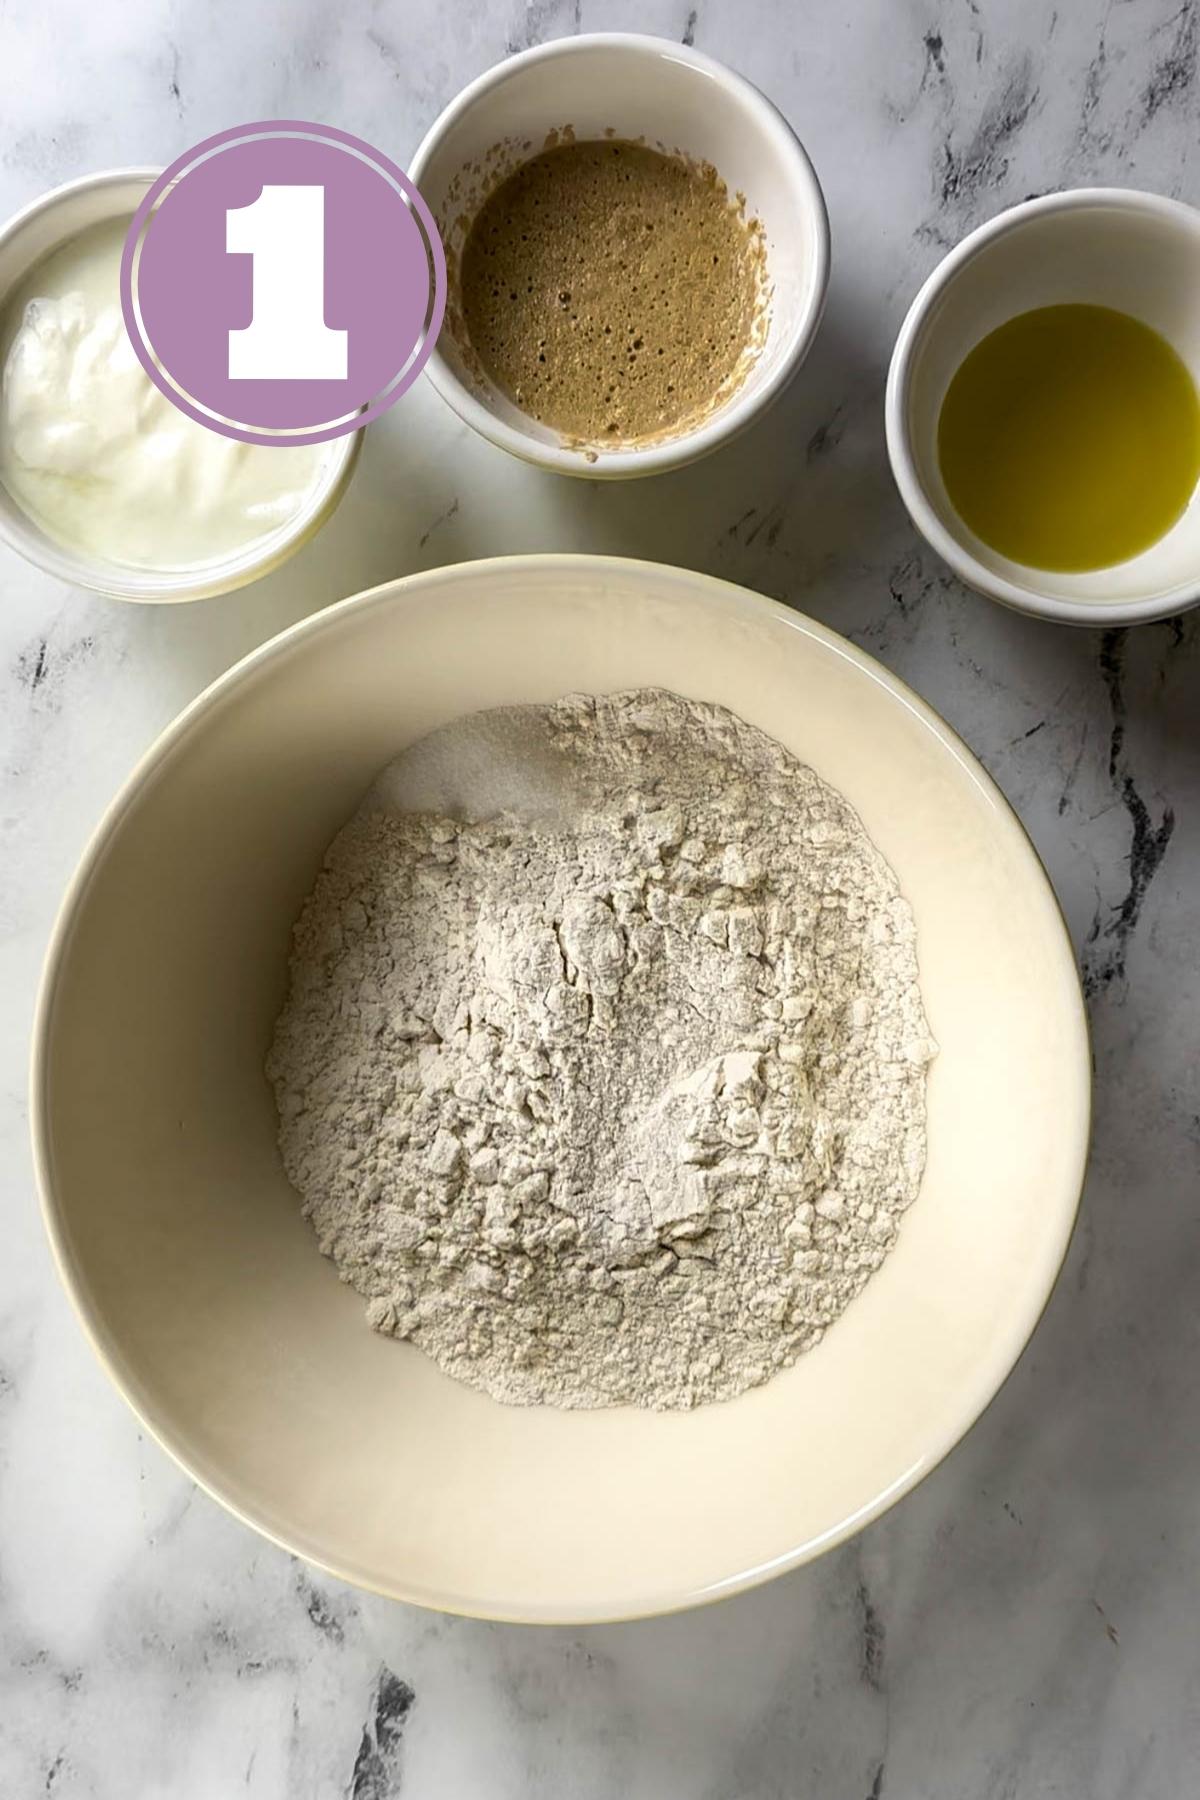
[0,169,360,602]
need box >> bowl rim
[885,185,1200,627]
[29,553,1091,1622]
[0,166,361,603]
[408,33,831,479]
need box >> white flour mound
[267,690,935,1410]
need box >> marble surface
[2,0,1199,1793]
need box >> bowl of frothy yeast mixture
[32,556,1089,1622]
[409,34,831,476]
[887,188,1200,625]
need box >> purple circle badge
[121,121,446,446]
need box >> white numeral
[227,185,348,381]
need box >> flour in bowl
[267,690,935,1410]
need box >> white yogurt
[0,217,330,570]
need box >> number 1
[227,185,348,381]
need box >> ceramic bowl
[887,188,1200,626]
[408,35,830,477]
[32,555,1089,1622]
[0,169,360,603]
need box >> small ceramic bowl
[408,34,830,478]
[0,169,360,603]
[886,188,1200,626]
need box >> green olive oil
[937,303,1200,572]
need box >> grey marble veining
[2,1,1199,1795]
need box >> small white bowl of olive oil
[886,189,1200,626]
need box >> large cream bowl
[31,555,1090,1622]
